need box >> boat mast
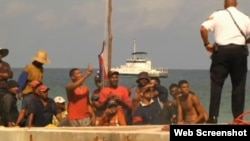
[107,0,113,71]
[133,38,136,60]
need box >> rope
[231,111,250,125]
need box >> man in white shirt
[200,0,250,123]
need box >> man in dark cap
[0,79,19,127]
[0,48,13,96]
[98,100,127,126]
[28,84,62,127]
[92,72,103,95]
[130,71,151,115]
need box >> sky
[1,0,250,69]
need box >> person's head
[149,77,160,91]
[94,74,102,88]
[178,80,190,95]
[150,77,161,85]
[33,50,50,65]
[0,48,9,60]
[169,83,180,98]
[224,0,237,9]
[141,87,154,100]
[91,94,101,107]
[69,68,83,81]
[54,96,66,111]
[137,71,150,87]
[7,79,19,94]
[37,85,50,99]
[106,100,119,115]
[107,71,119,88]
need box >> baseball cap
[37,85,50,92]
[91,94,100,101]
[107,100,118,108]
[107,71,119,78]
[54,96,66,103]
[94,74,101,82]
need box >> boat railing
[153,67,168,72]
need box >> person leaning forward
[200,0,250,123]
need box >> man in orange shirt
[99,71,132,124]
[65,64,95,126]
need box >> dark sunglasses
[139,78,149,81]
[107,104,118,108]
[91,94,100,101]
[95,80,102,83]
[91,98,99,101]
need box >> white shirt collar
[140,99,154,107]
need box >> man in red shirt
[65,64,95,126]
[99,71,132,124]
[99,71,132,109]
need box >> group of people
[0,48,208,127]
[65,69,209,127]
[0,0,249,127]
[0,49,64,127]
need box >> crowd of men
[0,48,208,127]
[1,0,250,127]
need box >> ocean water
[12,68,250,124]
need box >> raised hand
[86,64,93,75]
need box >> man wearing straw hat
[16,50,50,127]
[0,48,13,95]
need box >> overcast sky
[1,0,250,69]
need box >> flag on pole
[98,40,108,81]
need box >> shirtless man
[177,80,207,124]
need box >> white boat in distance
[111,39,168,78]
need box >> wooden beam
[107,0,113,71]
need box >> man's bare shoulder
[189,93,202,104]
[189,93,200,99]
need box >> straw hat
[37,85,50,92]
[0,48,9,58]
[33,50,50,64]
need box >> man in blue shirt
[28,85,61,127]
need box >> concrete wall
[0,125,169,141]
